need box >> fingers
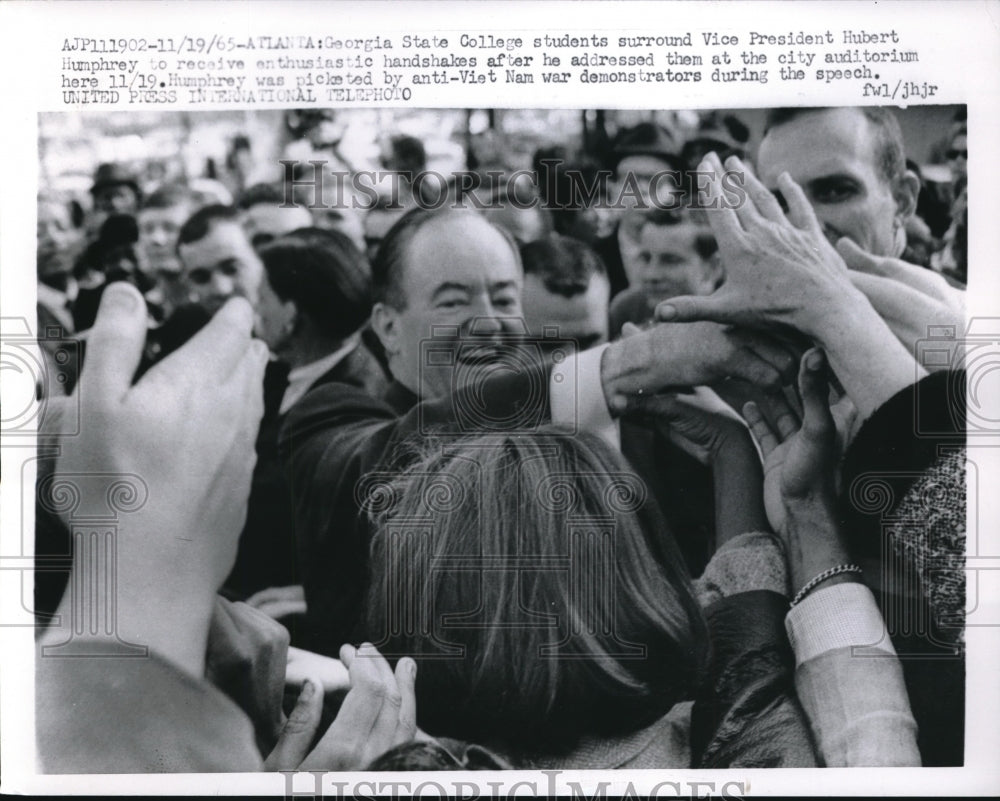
[656,293,734,324]
[798,349,835,441]
[285,646,350,693]
[246,584,305,609]
[617,392,685,422]
[737,330,799,384]
[839,237,964,310]
[697,152,744,243]
[726,349,783,392]
[301,643,398,770]
[620,321,643,338]
[728,155,786,225]
[777,172,820,233]
[742,400,779,459]
[78,282,149,404]
[366,646,406,758]
[263,678,323,771]
[393,657,418,746]
[150,297,257,389]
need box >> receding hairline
[398,212,522,285]
[760,107,905,184]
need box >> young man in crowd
[520,233,610,352]
[609,209,722,333]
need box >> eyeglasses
[946,149,968,161]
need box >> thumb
[264,678,324,770]
[620,321,643,339]
[618,392,682,422]
[79,282,149,403]
[835,237,880,274]
[655,293,731,324]
[798,349,835,440]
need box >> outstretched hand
[742,348,839,535]
[47,283,268,676]
[620,391,751,465]
[265,643,418,771]
[655,152,861,336]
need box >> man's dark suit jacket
[223,342,389,601]
[279,362,713,655]
[593,223,630,299]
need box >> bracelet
[790,564,864,607]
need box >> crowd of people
[34,105,968,772]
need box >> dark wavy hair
[363,427,709,758]
[257,226,372,340]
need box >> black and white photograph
[28,102,969,770]
[1,1,998,797]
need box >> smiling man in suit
[279,206,797,653]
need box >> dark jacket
[838,369,966,766]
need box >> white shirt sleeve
[549,344,620,451]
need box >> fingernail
[609,395,627,413]
[102,282,139,312]
[223,297,254,327]
[806,351,823,371]
[301,679,315,700]
[658,304,677,320]
[407,659,417,679]
[698,158,712,173]
[251,339,269,363]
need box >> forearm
[795,288,927,420]
[712,441,769,547]
[786,583,920,766]
[782,504,857,597]
[42,538,216,680]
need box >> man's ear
[370,302,399,355]
[893,169,921,223]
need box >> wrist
[600,334,654,410]
[790,283,869,343]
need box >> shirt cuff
[785,582,896,665]
[549,344,620,451]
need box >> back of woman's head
[258,226,372,340]
[364,427,708,757]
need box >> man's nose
[468,311,504,336]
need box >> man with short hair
[138,184,199,318]
[280,206,797,652]
[520,233,610,351]
[756,107,920,259]
[237,183,313,249]
[177,204,264,315]
[594,122,686,298]
[610,209,722,332]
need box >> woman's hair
[363,427,708,757]
[367,739,512,771]
[257,226,372,340]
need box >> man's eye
[810,180,859,204]
[187,269,211,285]
[437,297,465,309]
[493,296,517,309]
[658,254,686,266]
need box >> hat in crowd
[90,162,141,197]
[682,113,750,168]
[610,122,685,172]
